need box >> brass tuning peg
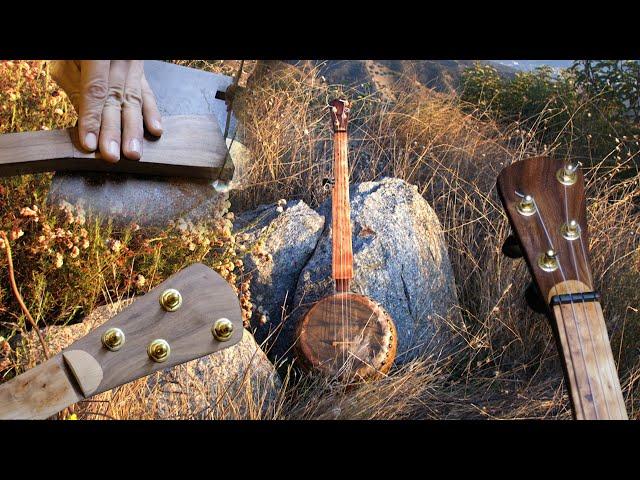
[516,194,536,216]
[561,220,582,240]
[501,234,523,259]
[538,249,559,273]
[101,328,125,351]
[147,339,171,362]
[212,318,234,342]
[159,288,182,312]
[557,161,579,186]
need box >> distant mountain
[292,60,517,95]
[493,60,573,73]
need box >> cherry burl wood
[0,115,233,181]
[497,156,628,420]
[296,293,397,380]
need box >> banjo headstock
[61,263,243,397]
[497,156,593,305]
[328,99,351,133]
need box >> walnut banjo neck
[0,263,243,419]
[497,156,627,420]
[295,99,397,380]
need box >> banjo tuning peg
[322,177,335,191]
[502,234,523,259]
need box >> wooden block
[0,115,233,180]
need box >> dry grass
[228,63,640,419]
[1,60,638,419]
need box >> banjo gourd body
[296,292,397,379]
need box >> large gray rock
[47,139,251,228]
[148,329,282,420]
[48,174,230,228]
[234,200,325,358]
[46,60,242,229]
[292,178,459,363]
[237,177,459,365]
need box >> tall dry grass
[1,61,638,419]
[228,63,640,419]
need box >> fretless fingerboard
[552,299,627,419]
[331,130,353,292]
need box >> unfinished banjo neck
[0,263,243,419]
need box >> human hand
[50,60,163,162]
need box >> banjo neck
[329,99,353,293]
[497,156,628,420]
[548,281,627,419]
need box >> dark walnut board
[0,115,233,181]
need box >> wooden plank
[0,115,233,180]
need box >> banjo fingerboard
[329,99,353,290]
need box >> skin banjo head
[295,293,397,380]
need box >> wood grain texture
[553,300,627,419]
[497,156,628,420]
[66,263,243,394]
[497,155,592,302]
[0,354,81,420]
[331,130,354,286]
[0,263,243,419]
[295,293,397,380]
[0,115,233,180]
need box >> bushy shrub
[461,61,640,173]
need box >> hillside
[294,59,516,94]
